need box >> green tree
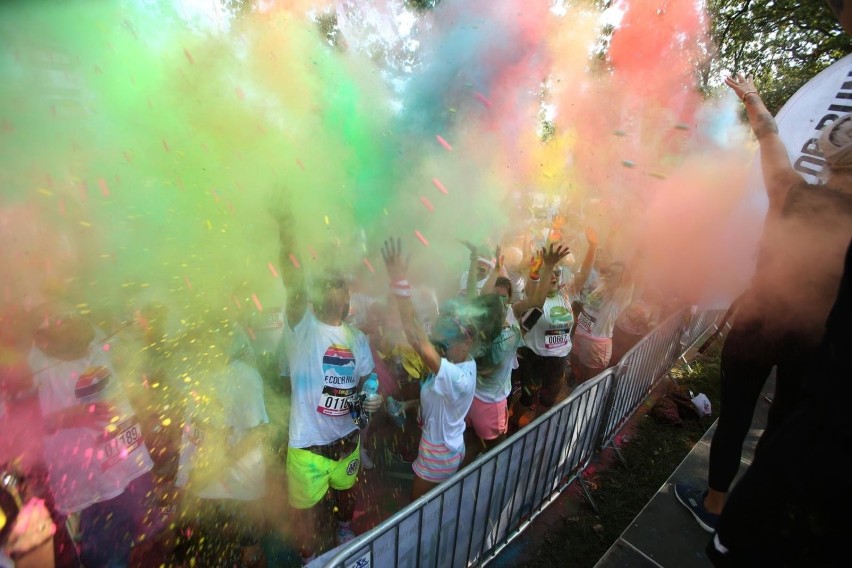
[705,0,852,114]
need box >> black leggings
[707,318,814,493]
[514,347,567,409]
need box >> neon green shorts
[287,439,361,509]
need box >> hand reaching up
[382,238,409,283]
[541,242,571,267]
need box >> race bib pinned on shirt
[99,417,143,471]
[317,344,358,416]
[544,328,569,348]
[256,308,284,331]
[577,310,596,334]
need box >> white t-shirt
[457,271,489,297]
[418,358,476,453]
[575,284,633,340]
[28,343,154,514]
[475,309,521,403]
[283,310,375,448]
[176,360,269,500]
[525,292,575,357]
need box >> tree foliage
[705,0,852,115]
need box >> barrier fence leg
[576,474,599,514]
[611,443,626,467]
[679,352,693,373]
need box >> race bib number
[319,344,358,416]
[99,417,143,471]
[544,328,569,349]
[318,385,356,416]
[577,311,596,334]
[256,309,283,331]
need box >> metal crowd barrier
[599,307,726,457]
[324,307,724,568]
[680,308,727,351]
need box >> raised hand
[529,248,545,279]
[585,226,598,247]
[542,242,571,267]
[381,238,409,283]
[459,239,478,255]
[724,73,758,101]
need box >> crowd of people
[0,198,678,566]
[5,77,851,568]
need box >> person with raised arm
[272,211,380,564]
[463,242,571,464]
[509,231,596,430]
[675,73,852,533]
[381,238,477,500]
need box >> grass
[524,343,723,568]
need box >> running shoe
[337,521,356,545]
[674,481,719,533]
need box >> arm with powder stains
[483,245,504,293]
[572,227,598,294]
[273,210,307,328]
[460,240,480,299]
[724,73,802,211]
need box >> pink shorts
[465,397,508,441]
[573,331,613,368]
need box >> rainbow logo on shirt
[318,344,357,416]
[322,344,356,376]
[75,366,111,402]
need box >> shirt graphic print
[318,344,357,416]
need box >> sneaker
[673,482,719,533]
[337,521,356,545]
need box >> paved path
[593,381,773,568]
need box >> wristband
[390,280,411,298]
[741,90,758,102]
[529,274,540,282]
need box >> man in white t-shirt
[176,325,269,566]
[27,302,155,567]
[274,213,380,564]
